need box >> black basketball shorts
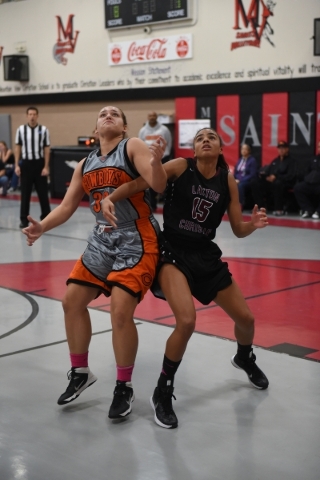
[151,235,232,305]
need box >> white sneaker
[301,211,311,219]
[312,212,319,220]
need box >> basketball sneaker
[231,351,269,390]
[57,367,97,405]
[108,381,135,419]
[150,386,178,429]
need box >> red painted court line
[0,258,319,359]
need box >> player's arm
[23,159,86,245]
[101,157,187,226]
[127,136,167,193]
[101,176,149,226]
[227,173,268,238]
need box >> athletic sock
[70,351,89,368]
[116,364,134,383]
[157,355,182,388]
[237,342,253,361]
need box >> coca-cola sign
[109,34,192,66]
[128,39,167,62]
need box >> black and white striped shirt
[15,124,50,160]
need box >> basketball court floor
[0,194,319,480]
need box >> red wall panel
[174,97,196,159]
[316,91,320,152]
[216,95,240,169]
[262,93,288,165]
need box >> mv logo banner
[53,15,80,65]
[231,0,276,50]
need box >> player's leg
[57,283,99,405]
[108,286,138,419]
[150,264,196,429]
[214,279,269,390]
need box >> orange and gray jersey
[67,139,160,302]
[82,139,152,227]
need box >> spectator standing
[234,143,258,209]
[139,111,172,211]
[15,106,51,228]
[251,141,296,216]
[294,140,320,219]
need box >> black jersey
[162,158,230,248]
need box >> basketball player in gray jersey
[23,106,167,420]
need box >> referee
[15,106,51,228]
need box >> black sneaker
[231,351,269,390]
[57,367,97,405]
[150,386,178,429]
[108,381,135,419]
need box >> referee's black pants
[20,159,51,224]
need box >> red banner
[175,97,196,158]
[316,91,320,153]
[216,95,240,169]
[262,92,288,165]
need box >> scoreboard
[105,0,190,29]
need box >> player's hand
[149,136,166,166]
[101,197,118,227]
[251,204,268,228]
[22,215,44,246]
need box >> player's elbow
[152,178,167,193]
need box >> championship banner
[216,95,240,168]
[240,94,262,166]
[108,34,192,66]
[262,92,288,165]
[289,91,315,161]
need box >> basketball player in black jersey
[101,128,269,429]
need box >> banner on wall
[196,97,216,129]
[191,92,318,167]
[108,34,192,66]
[240,94,262,165]
[289,91,316,161]
[262,93,288,165]
[216,95,240,166]
[179,119,210,149]
[317,91,320,149]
